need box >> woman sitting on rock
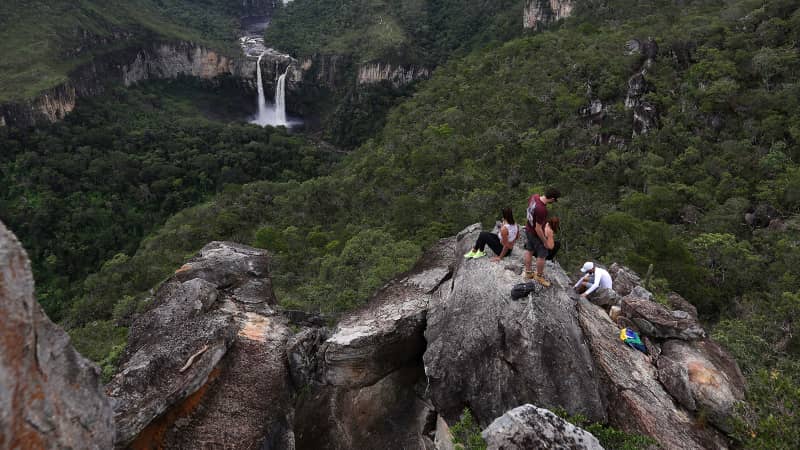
[464,207,520,262]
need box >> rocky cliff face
[2,222,746,449]
[107,241,293,448]
[0,220,114,449]
[0,42,254,128]
[357,63,431,87]
[524,0,574,29]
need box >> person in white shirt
[574,261,613,299]
[464,207,520,261]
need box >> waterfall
[251,54,292,127]
[275,65,290,125]
[254,52,271,124]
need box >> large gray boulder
[658,339,747,433]
[608,263,642,297]
[291,237,457,450]
[108,241,294,449]
[577,299,728,449]
[0,221,114,448]
[621,295,706,340]
[423,225,606,426]
[482,404,604,450]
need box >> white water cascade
[275,65,290,125]
[251,52,292,127]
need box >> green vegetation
[554,408,658,450]
[0,78,338,326]
[2,0,799,447]
[450,408,487,450]
[0,0,244,101]
[70,0,800,445]
[266,0,521,64]
[265,0,523,148]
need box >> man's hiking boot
[464,250,477,258]
[472,250,486,259]
[524,271,551,287]
[533,273,551,287]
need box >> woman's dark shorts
[524,229,549,258]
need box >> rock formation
[658,339,747,433]
[0,42,255,128]
[482,404,603,450]
[524,0,575,29]
[107,241,294,449]
[0,220,114,449]
[357,63,431,87]
[424,225,607,425]
[2,221,746,449]
[291,236,456,449]
[624,38,660,135]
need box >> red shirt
[525,194,548,235]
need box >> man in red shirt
[523,187,561,286]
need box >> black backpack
[511,281,542,300]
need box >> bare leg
[536,256,545,276]
[524,250,533,273]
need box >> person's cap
[580,262,594,273]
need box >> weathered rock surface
[621,295,706,340]
[482,404,603,450]
[607,263,643,297]
[658,339,747,432]
[577,299,728,449]
[1,41,254,128]
[524,0,574,29]
[357,62,431,87]
[108,241,294,449]
[424,225,607,426]
[291,237,457,450]
[0,220,114,449]
[588,288,620,307]
[666,292,699,319]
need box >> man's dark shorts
[524,229,548,258]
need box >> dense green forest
[0,0,245,101]
[1,0,799,447]
[266,0,522,64]
[266,0,523,149]
[0,78,338,326]
[57,0,799,446]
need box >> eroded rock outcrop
[0,220,114,449]
[524,0,575,29]
[357,63,431,87]
[577,262,746,449]
[482,404,603,450]
[621,295,706,340]
[15,222,741,450]
[577,299,729,449]
[1,42,254,128]
[108,241,294,449]
[658,339,746,433]
[424,225,607,426]
[291,237,457,449]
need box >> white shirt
[503,223,519,244]
[574,267,613,296]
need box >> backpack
[511,281,542,300]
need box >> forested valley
[1,0,799,448]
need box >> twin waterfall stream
[240,12,296,128]
[252,52,291,127]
